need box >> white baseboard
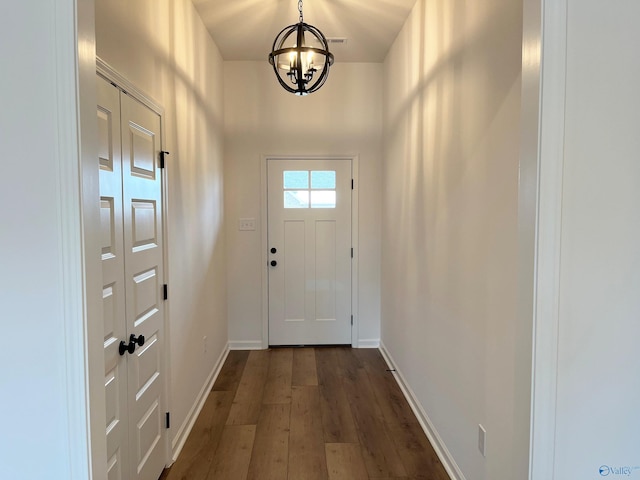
[379,342,466,480]
[169,343,230,463]
[356,338,380,348]
[229,340,264,350]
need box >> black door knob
[270,247,277,254]
[119,340,135,356]
[270,260,277,267]
[118,334,145,356]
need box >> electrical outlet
[478,424,487,457]
[238,218,256,231]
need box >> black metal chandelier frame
[268,0,334,96]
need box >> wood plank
[325,443,369,480]
[288,385,328,480]
[292,347,318,386]
[246,403,291,480]
[357,348,418,428]
[386,423,450,480]
[163,348,449,480]
[162,390,234,480]
[207,425,256,480]
[357,349,449,479]
[262,348,293,404]
[226,350,270,425]
[315,348,359,443]
[213,350,250,392]
[336,349,407,478]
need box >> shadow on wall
[381,0,524,476]
[384,0,522,306]
[163,0,225,255]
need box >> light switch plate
[239,218,256,231]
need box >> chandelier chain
[298,0,304,22]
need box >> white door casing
[267,159,352,345]
[98,74,166,480]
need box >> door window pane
[311,190,336,208]
[311,171,336,189]
[283,171,309,189]
[284,190,309,208]
[283,169,338,209]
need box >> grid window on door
[283,170,336,208]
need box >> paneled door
[267,159,352,345]
[99,75,129,480]
[98,74,166,480]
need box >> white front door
[267,159,352,345]
[99,74,166,480]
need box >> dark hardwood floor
[160,347,449,480]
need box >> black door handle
[119,340,135,356]
[270,247,277,254]
[270,260,277,267]
[118,334,145,356]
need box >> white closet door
[120,92,166,480]
[98,76,129,480]
[98,73,166,480]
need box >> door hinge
[351,248,354,258]
[165,412,171,429]
[163,284,168,300]
[351,315,353,326]
[159,150,170,169]
[351,179,354,190]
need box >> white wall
[224,62,383,347]
[0,1,101,478]
[552,1,640,477]
[381,1,529,479]
[95,0,228,455]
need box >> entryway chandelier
[268,0,334,96]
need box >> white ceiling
[191,0,418,63]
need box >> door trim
[55,1,103,477]
[261,155,359,348]
[523,0,567,478]
[96,57,172,469]
[97,58,164,115]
